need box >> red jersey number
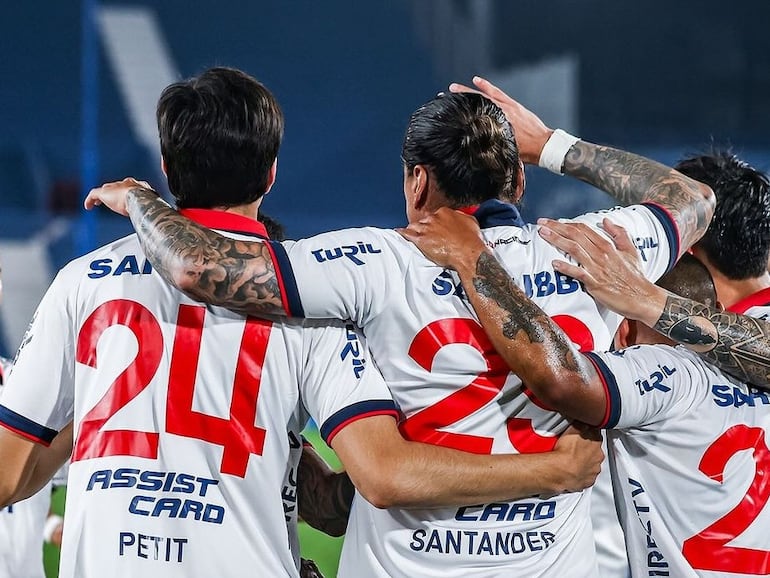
[400,318,558,455]
[682,424,770,574]
[73,300,270,477]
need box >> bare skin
[84,79,713,317]
[399,210,606,424]
[538,218,770,388]
[297,444,353,537]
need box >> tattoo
[563,141,714,253]
[126,188,284,316]
[297,450,354,537]
[655,295,770,386]
[470,252,580,374]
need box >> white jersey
[588,345,770,577]
[0,209,397,578]
[0,367,49,578]
[0,485,49,578]
[273,200,677,577]
[728,287,770,320]
[0,359,67,578]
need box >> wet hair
[401,92,519,206]
[157,67,284,209]
[656,253,717,307]
[675,152,770,280]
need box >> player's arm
[400,209,608,426]
[540,218,770,388]
[303,320,602,508]
[331,418,603,509]
[297,442,353,537]
[84,178,285,317]
[451,77,715,256]
[0,422,72,507]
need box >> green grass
[44,425,344,578]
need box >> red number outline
[400,318,558,454]
[73,300,163,461]
[682,424,770,573]
[166,305,269,477]
[73,300,271,477]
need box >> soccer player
[676,152,770,319]
[405,209,770,575]
[0,261,67,578]
[86,76,714,577]
[0,68,603,578]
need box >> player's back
[591,345,770,577]
[8,232,316,578]
[281,201,675,577]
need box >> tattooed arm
[297,443,353,537]
[539,219,770,388]
[399,209,607,425]
[450,77,715,255]
[85,179,285,316]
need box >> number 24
[73,299,270,478]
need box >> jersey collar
[458,199,526,229]
[727,286,770,314]
[179,208,269,239]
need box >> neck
[211,198,262,221]
[706,264,770,308]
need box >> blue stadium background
[1,0,769,359]
[1,2,769,575]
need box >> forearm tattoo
[126,188,284,316]
[470,252,580,373]
[563,141,713,251]
[655,295,770,387]
[297,459,354,537]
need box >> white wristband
[538,129,580,175]
[43,514,63,543]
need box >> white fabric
[538,129,580,175]
[594,345,770,577]
[0,229,394,578]
[280,204,674,577]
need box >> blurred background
[1,0,768,575]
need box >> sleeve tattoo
[654,294,770,387]
[469,252,582,375]
[562,141,714,252]
[127,188,285,316]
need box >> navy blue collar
[460,199,525,229]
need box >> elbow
[524,370,578,411]
[0,480,20,510]
[353,469,414,510]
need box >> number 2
[74,300,271,477]
[682,424,770,573]
[400,318,558,454]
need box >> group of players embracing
[1,66,770,578]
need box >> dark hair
[656,253,717,307]
[675,152,770,280]
[257,213,285,241]
[401,93,519,206]
[157,67,284,209]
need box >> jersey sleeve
[272,228,406,326]
[0,268,77,445]
[570,203,679,280]
[299,320,399,446]
[584,345,702,430]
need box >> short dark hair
[675,152,770,280]
[257,213,285,241]
[401,93,519,206]
[656,253,717,307]
[157,67,284,209]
